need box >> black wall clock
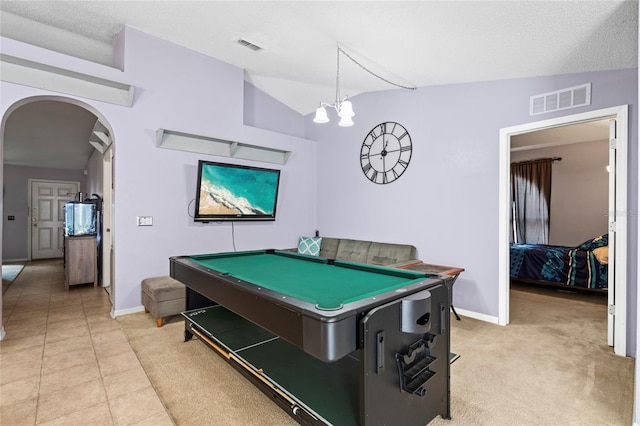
[360,122,412,184]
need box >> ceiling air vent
[237,39,263,52]
[530,83,591,116]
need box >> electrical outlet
[136,216,153,226]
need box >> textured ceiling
[1,1,637,115]
[0,1,637,170]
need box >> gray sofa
[299,236,418,267]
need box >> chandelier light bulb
[338,114,354,127]
[338,99,354,118]
[313,105,329,123]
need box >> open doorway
[1,96,116,335]
[511,120,609,246]
[499,105,629,356]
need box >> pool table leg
[446,274,462,321]
[184,328,193,342]
[451,305,461,321]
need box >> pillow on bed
[593,247,609,265]
[577,234,608,251]
[298,236,322,256]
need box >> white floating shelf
[156,128,292,165]
[0,54,134,107]
[89,119,112,154]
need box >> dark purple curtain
[510,158,553,244]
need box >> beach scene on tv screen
[198,164,278,216]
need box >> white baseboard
[111,306,145,318]
[454,307,501,325]
[2,258,29,263]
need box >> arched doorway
[1,95,116,339]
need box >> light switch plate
[137,216,153,226]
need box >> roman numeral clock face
[360,122,412,184]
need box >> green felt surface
[186,305,360,425]
[190,251,427,310]
[183,306,276,351]
[240,338,360,426]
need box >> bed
[510,234,608,292]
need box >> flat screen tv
[194,160,281,222]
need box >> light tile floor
[1,259,174,425]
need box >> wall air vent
[530,83,591,116]
[237,39,263,51]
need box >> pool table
[170,249,452,425]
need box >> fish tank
[64,202,97,237]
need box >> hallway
[0,259,173,425]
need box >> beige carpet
[117,313,296,426]
[118,283,634,425]
[431,283,633,426]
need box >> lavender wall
[108,28,317,314]
[243,81,306,138]
[307,68,638,355]
[2,165,86,260]
[1,28,318,317]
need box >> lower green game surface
[185,306,360,426]
[240,339,360,425]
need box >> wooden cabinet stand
[64,235,97,290]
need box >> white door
[607,119,617,347]
[102,146,113,292]
[607,117,628,356]
[30,180,79,259]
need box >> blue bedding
[510,235,608,290]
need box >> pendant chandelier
[313,44,416,127]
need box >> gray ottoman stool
[141,276,186,327]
